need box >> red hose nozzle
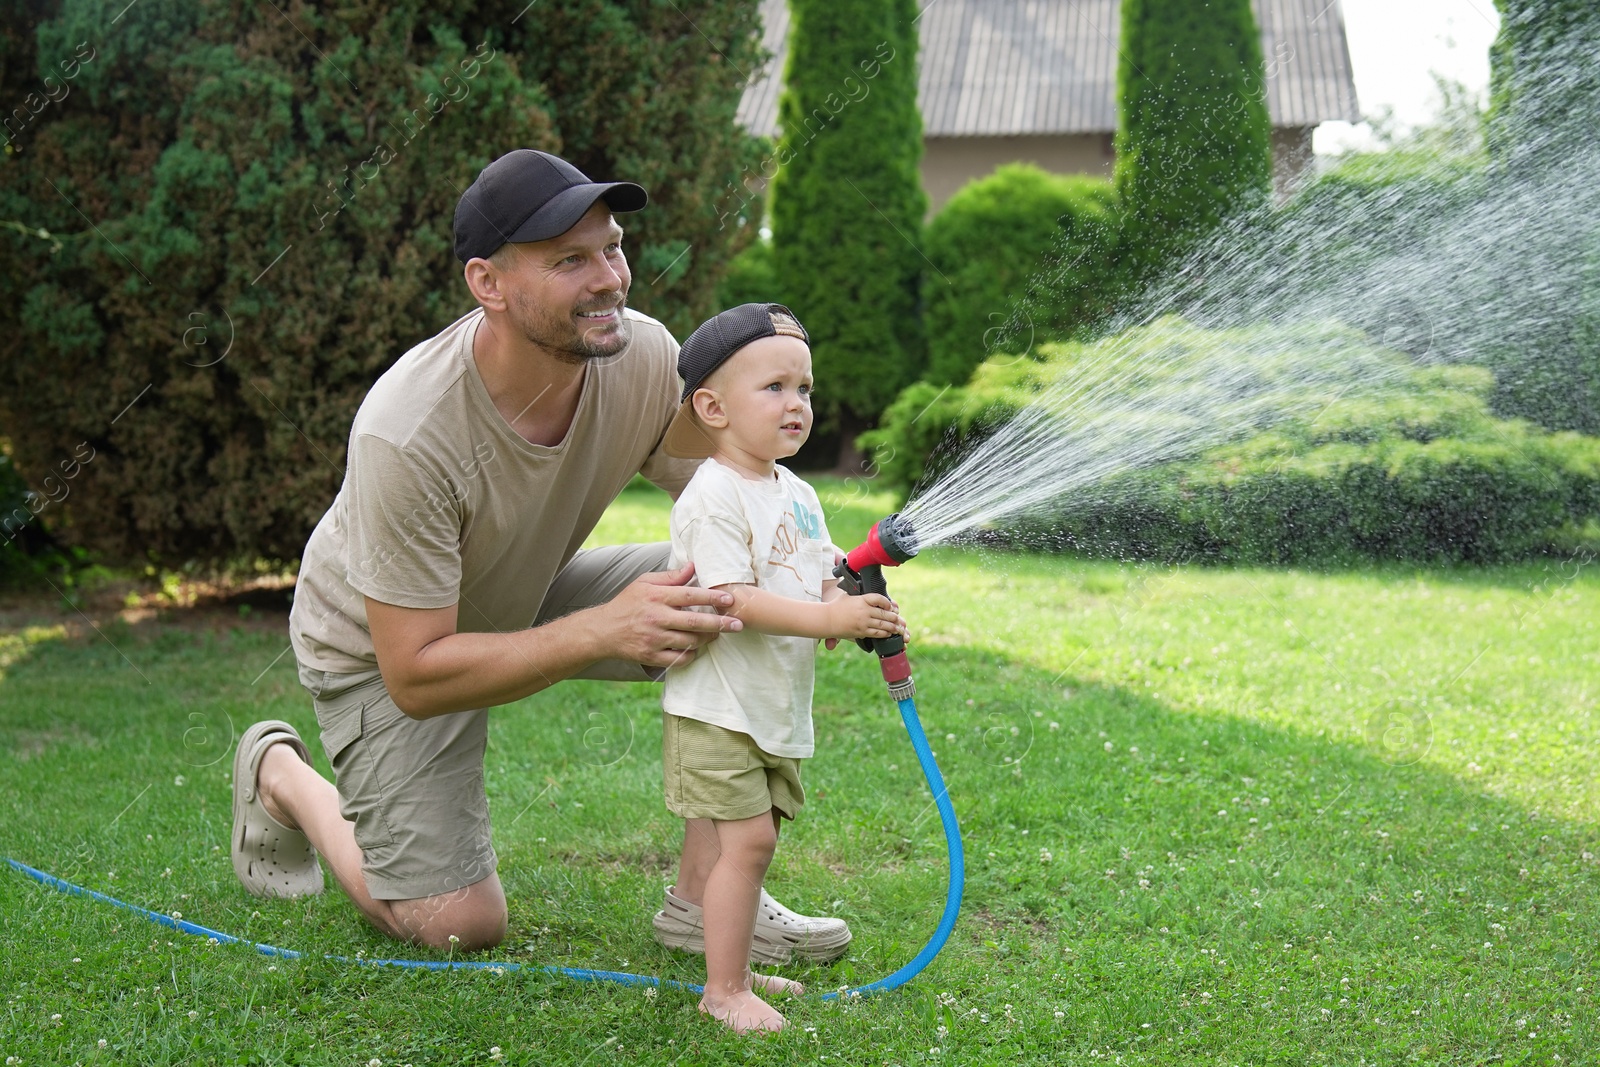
[843,513,920,573]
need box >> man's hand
[586,562,743,669]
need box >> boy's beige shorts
[661,713,805,823]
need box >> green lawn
[1,476,1596,1064]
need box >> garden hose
[4,696,960,998]
[6,513,965,999]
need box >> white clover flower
[188,1011,199,1021]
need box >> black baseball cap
[453,149,648,264]
[662,303,811,459]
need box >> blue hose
[5,695,963,999]
[820,696,964,1000]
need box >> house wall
[921,125,1320,215]
[922,133,1115,214]
[1271,126,1316,200]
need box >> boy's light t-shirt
[663,458,836,759]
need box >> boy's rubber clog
[652,884,852,963]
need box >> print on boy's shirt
[766,500,824,584]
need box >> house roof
[735,0,1362,139]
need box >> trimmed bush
[1482,0,1600,432]
[862,319,1600,563]
[923,164,1118,387]
[1266,152,1487,360]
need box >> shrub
[922,164,1118,386]
[1481,0,1600,432]
[862,320,1600,563]
[0,445,39,581]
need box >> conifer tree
[769,0,926,458]
[1114,0,1273,284]
[1488,0,1600,174]
[0,0,762,562]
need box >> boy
[652,303,906,1033]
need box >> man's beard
[512,289,632,365]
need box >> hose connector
[879,650,916,701]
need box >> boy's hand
[825,592,906,641]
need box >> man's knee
[411,908,507,952]
[392,876,508,951]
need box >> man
[231,150,852,961]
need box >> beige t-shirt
[290,306,699,674]
[662,459,836,759]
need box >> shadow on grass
[1,628,1594,1060]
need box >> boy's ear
[691,386,728,428]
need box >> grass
[1,475,1596,1064]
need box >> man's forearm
[388,610,604,718]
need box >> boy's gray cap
[662,303,810,459]
[453,149,647,263]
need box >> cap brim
[662,400,716,459]
[506,181,649,244]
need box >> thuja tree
[1480,0,1600,432]
[769,0,926,457]
[0,0,762,563]
[510,0,765,334]
[1113,0,1273,288]
[1488,0,1600,174]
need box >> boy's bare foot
[699,974,804,1034]
[700,989,787,1033]
[751,973,805,998]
